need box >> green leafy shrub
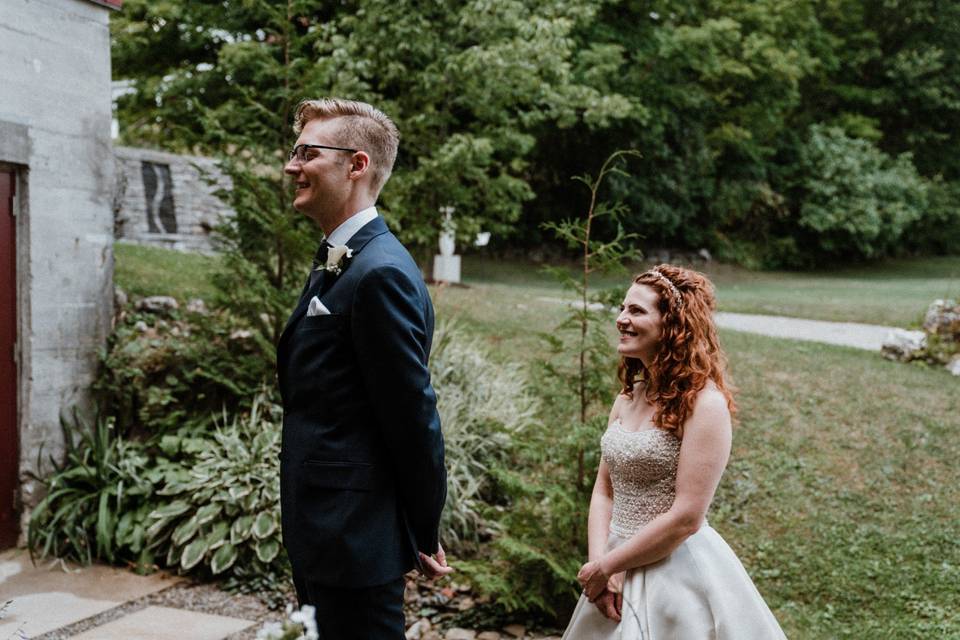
[27,411,154,568]
[795,125,929,260]
[95,305,274,436]
[430,322,538,553]
[903,178,960,256]
[28,393,289,591]
[144,392,287,585]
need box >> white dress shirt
[326,205,379,246]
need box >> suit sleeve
[352,265,446,554]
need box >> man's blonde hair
[293,98,400,196]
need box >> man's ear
[348,151,371,181]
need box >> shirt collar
[326,206,379,246]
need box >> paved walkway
[0,549,254,640]
[539,297,899,351]
[714,311,897,351]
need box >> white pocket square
[306,296,331,317]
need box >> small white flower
[255,621,285,640]
[319,244,354,276]
[649,11,660,19]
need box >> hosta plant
[144,392,286,580]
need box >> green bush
[28,393,289,591]
[431,322,538,553]
[27,411,155,568]
[144,392,287,588]
[95,305,274,436]
[902,178,960,256]
[795,125,929,260]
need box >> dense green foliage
[95,305,273,435]
[29,304,534,599]
[112,0,960,268]
[27,412,153,566]
[430,322,539,553]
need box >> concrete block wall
[114,147,234,254]
[0,0,117,529]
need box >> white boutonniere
[317,244,353,276]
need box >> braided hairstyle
[617,264,737,437]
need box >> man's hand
[419,543,453,580]
[577,560,609,601]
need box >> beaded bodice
[602,420,682,538]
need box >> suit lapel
[279,269,326,352]
[345,215,390,257]
[278,216,390,352]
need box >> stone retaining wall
[114,146,234,254]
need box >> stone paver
[0,549,181,638]
[68,606,253,640]
[714,311,896,351]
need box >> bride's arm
[587,459,614,563]
[587,395,625,561]
[579,390,732,597]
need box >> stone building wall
[0,0,118,537]
[114,146,234,254]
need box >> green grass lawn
[113,242,960,327]
[113,242,221,301]
[434,280,960,639]
[460,254,960,327]
[714,331,959,638]
[112,245,960,637]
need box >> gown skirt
[562,524,786,639]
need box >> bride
[562,265,786,639]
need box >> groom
[277,98,449,638]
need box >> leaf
[194,503,222,526]
[96,492,114,562]
[228,485,252,501]
[252,511,276,540]
[149,501,192,519]
[255,538,280,563]
[171,516,202,547]
[204,521,230,550]
[115,511,135,545]
[165,542,179,568]
[230,515,254,544]
[145,516,174,542]
[210,543,238,575]
[157,483,191,496]
[180,538,208,571]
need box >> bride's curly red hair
[617,264,737,437]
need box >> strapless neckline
[612,418,670,436]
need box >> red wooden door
[0,169,18,548]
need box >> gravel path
[33,582,294,640]
[714,311,896,351]
[33,578,562,640]
[537,297,898,351]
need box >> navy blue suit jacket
[277,216,446,589]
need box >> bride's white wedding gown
[562,421,787,639]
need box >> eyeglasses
[288,143,358,164]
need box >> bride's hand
[592,589,622,622]
[606,571,625,619]
[576,560,609,601]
